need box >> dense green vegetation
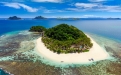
[29,24,93,54]
[43,24,93,54]
[8,16,21,20]
[29,26,46,32]
[45,24,83,41]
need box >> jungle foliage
[43,24,93,54]
[30,24,93,54]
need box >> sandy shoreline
[35,34,110,64]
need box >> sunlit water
[0,19,121,75]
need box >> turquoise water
[0,19,121,74]
[0,69,9,75]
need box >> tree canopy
[42,24,93,54]
[45,24,85,41]
[29,26,46,32]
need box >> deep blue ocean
[0,19,121,42]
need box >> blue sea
[0,19,121,74]
[0,19,121,42]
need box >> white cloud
[43,9,66,13]
[38,6,53,13]
[89,0,106,2]
[95,5,121,12]
[66,8,80,11]
[67,3,121,12]
[38,6,66,13]
[75,3,98,8]
[84,15,94,17]
[18,3,38,12]
[82,15,103,18]
[33,0,62,3]
[2,2,21,9]
[2,2,38,12]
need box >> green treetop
[29,26,46,32]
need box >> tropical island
[34,16,46,20]
[30,24,93,54]
[29,24,109,63]
[8,16,21,20]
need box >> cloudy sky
[0,0,121,18]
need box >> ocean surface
[0,19,121,75]
[0,19,121,42]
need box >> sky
[0,0,121,18]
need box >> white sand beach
[35,34,110,64]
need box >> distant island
[8,16,21,20]
[29,24,93,54]
[34,16,46,20]
[57,17,80,20]
[107,18,120,20]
